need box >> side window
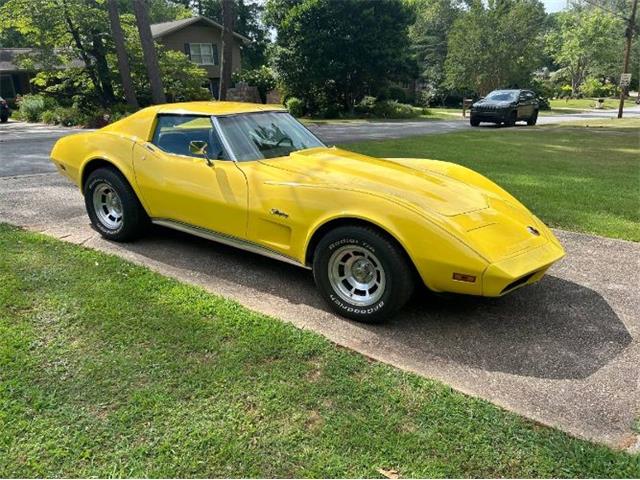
[151,115,226,159]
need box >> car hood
[259,147,489,216]
[259,147,552,262]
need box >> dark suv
[470,89,538,127]
[0,96,10,123]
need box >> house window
[0,74,16,99]
[189,43,217,65]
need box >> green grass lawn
[548,97,637,111]
[345,119,640,242]
[1,224,638,477]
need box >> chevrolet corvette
[50,102,564,322]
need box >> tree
[108,0,138,107]
[201,0,271,69]
[444,0,547,95]
[270,0,415,114]
[218,0,235,100]
[408,0,461,103]
[133,0,166,104]
[1,0,117,106]
[545,7,624,94]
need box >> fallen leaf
[377,467,399,479]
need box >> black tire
[505,110,517,127]
[84,167,149,242]
[470,117,480,127]
[312,225,414,323]
[527,110,538,126]
[0,114,8,123]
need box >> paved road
[0,173,638,451]
[2,106,639,176]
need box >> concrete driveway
[0,172,638,451]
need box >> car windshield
[485,91,518,102]
[216,111,325,161]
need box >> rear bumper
[481,241,565,296]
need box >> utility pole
[618,0,638,118]
[133,0,166,104]
[219,0,235,101]
[107,0,138,108]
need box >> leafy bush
[41,106,85,127]
[372,100,421,119]
[354,96,377,114]
[559,84,573,98]
[286,97,305,117]
[17,94,56,122]
[232,66,277,103]
[387,85,408,103]
[580,77,619,98]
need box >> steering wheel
[275,135,294,148]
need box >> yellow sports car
[50,101,564,322]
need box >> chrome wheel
[92,182,123,230]
[328,245,386,307]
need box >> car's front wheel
[84,167,148,242]
[312,225,414,322]
[470,116,480,127]
[505,110,517,127]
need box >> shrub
[41,106,85,127]
[17,94,56,122]
[354,96,377,114]
[232,66,277,103]
[286,97,305,117]
[580,77,619,98]
[387,85,408,103]
[372,100,421,119]
[559,84,573,98]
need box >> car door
[517,92,530,119]
[132,114,248,239]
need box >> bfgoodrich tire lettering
[84,167,148,242]
[313,225,414,323]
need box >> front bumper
[481,240,565,296]
[470,110,509,122]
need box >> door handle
[145,143,156,152]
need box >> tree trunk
[90,33,117,105]
[107,0,138,108]
[133,0,166,104]
[219,0,235,101]
[58,0,106,105]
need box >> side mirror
[189,140,213,166]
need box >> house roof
[0,48,85,72]
[150,16,250,44]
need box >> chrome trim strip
[151,218,310,269]
[211,115,238,162]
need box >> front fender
[297,187,489,295]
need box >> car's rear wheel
[0,113,8,123]
[527,109,538,126]
[312,225,414,322]
[84,167,148,241]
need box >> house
[150,16,249,98]
[0,16,247,103]
[0,48,84,104]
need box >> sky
[542,0,569,12]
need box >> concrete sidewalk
[0,173,637,451]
